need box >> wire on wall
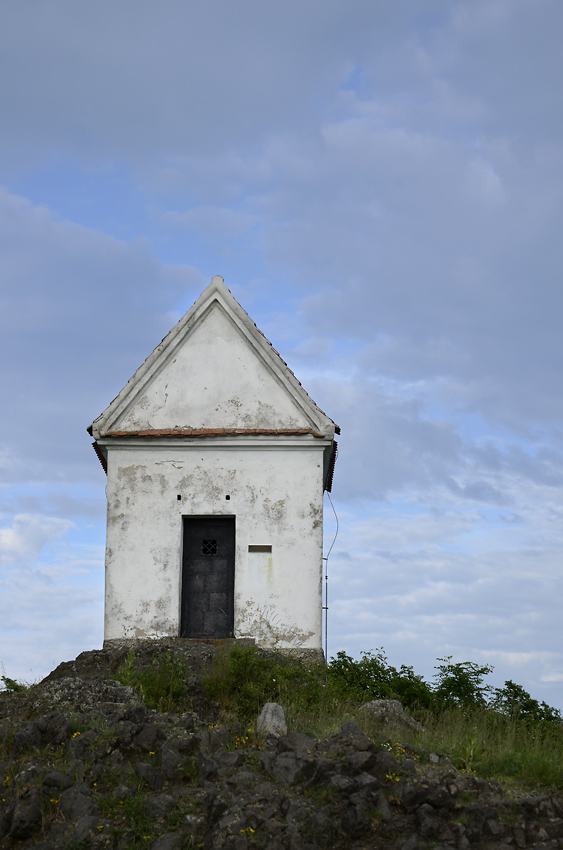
[323,490,339,664]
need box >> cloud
[0,0,562,709]
[0,186,206,484]
[0,514,74,565]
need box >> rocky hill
[1,643,563,850]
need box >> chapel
[88,276,339,651]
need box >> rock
[308,811,336,846]
[257,703,288,738]
[277,731,316,757]
[74,814,100,840]
[4,644,563,850]
[340,802,371,837]
[42,768,74,791]
[12,724,42,754]
[135,762,165,790]
[9,789,42,839]
[135,722,166,752]
[196,751,219,782]
[160,742,183,778]
[35,676,142,714]
[150,832,181,850]
[35,712,70,744]
[59,787,96,820]
[360,699,426,733]
[323,721,374,755]
[145,793,176,819]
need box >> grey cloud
[0,187,205,483]
[0,0,402,167]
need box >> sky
[1,0,563,706]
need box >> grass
[415,705,563,790]
[115,648,187,712]
[7,644,563,797]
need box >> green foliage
[99,786,154,849]
[419,703,563,789]
[1,675,28,693]
[491,679,563,723]
[110,642,563,791]
[202,647,326,719]
[433,657,494,709]
[327,649,434,709]
[115,649,187,712]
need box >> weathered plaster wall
[110,305,315,433]
[103,441,325,649]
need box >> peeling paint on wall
[102,444,325,649]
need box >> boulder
[257,703,287,738]
[359,699,426,733]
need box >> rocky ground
[1,644,563,850]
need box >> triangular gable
[89,276,338,440]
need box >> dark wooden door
[181,516,235,639]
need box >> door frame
[179,514,236,639]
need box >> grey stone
[216,750,244,771]
[277,731,315,757]
[10,789,42,839]
[183,813,205,832]
[74,814,99,840]
[231,768,259,789]
[145,793,176,819]
[324,721,373,755]
[150,832,181,850]
[196,752,218,782]
[360,699,426,734]
[195,726,229,752]
[135,722,165,752]
[272,754,314,786]
[135,762,165,790]
[257,703,287,738]
[59,787,96,820]
[35,676,142,714]
[373,790,392,820]
[340,803,370,838]
[12,725,42,754]
[308,811,336,847]
[42,769,73,791]
[160,743,183,778]
[35,712,70,745]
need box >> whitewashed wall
[102,438,326,649]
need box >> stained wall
[102,439,326,649]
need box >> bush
[491,679,562,723]
[327,649,434,709]
[202,647,326,720]
[0,675,28,693]
[116,649,187,712]
[433,657,493,709]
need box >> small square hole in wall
[248,545,272,553]
[202,539,218,555]
[177,495,182,500]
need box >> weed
[1,675,28,693]
[115,649,187,712]
[99,785,153,848]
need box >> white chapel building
[88,276,339,652]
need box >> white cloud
[0,514,74,565]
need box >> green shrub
[115,649,186,712]
[327,649,434,709]
[432,657,493,709]
[491,679,562,723]
[202,647,326,720]
[1,675,28,693]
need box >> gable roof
[88,276,339,441]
